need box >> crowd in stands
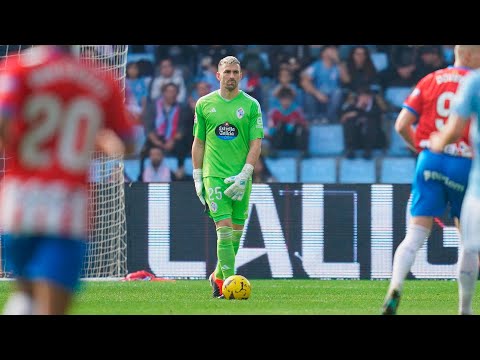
[124,45,455,183]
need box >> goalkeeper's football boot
[382,289,401,315]
[209,272,224,298]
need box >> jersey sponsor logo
[210,107,216,113]
[256,116,263,129]
[423,170,465,192]
[215,122,238,140]
[236,107,244,119]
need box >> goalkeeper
[191,56,263,298]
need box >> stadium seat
[123,159,141,182]
[309,124,344,156]
[380,157,416,184]
[300,157,337,183]
[339,158,376,183]
[265,157,297,182]
[183,157,193,175]
[161,157,178,171]
[384,86,412,109]
[371,52,389,72]
[123,157,178,182]
[127,52,155,63]
[387,123,414,156]
[275,149,302,158]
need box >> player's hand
[193,169,205,206]
[429,131,444,153]
[224,164,254,201]
[95,128,126,156]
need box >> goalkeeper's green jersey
[193,90,264,178]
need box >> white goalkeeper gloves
[193,168,205,206]
[224,164,254,201]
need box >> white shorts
[460,194,480,252]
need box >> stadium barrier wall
[125,182,460,280]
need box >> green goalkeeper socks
[215,229,243,280]
[232,230,242,255]
[215,226,235,280]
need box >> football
[222,274,251,300]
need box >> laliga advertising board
[123,183,460,280]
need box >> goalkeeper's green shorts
[203,176,252,225]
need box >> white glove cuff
[242,164,254,178]
[193,168,203,180]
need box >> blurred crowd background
[123,45,455,184]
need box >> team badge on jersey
[210,201,218,212]
[215,122,238,140]
[236,107,244,119]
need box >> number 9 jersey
[0,46,133,238]
[403,66,472,157]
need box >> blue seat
[300,158,337,183]
[380,157,416,184]
[183,157,193,175]
[123,157,177,182]
[388,123,413,156]
[371,52,388,72]
[161,157,178,171]
[384,86,412,109]
[276,149,302,158]
[309,124,344,156]
[339,158,376,183]
[265,157,297,182]
[122,159,141,182]
[127,52,155,63]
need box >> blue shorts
[3,235,87,292]
[411,149,472,219]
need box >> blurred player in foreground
[382,45,480,315]
[191,56,263,298]
[430,68,480,315]
[0,45,133,315]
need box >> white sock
[3,292,34,315]
[389,224,430,294]
[458,248,478,315]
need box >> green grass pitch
[0,279,473,315]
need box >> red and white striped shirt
[0,46,132,238]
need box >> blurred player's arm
[192,136,205,170]
[192,102,207,205]
[192,136,206,205]
[394,108,418,153]
[245,138,262,168]
[100,80,136,157]
[429,114,467,153]
[95,128,129,156]
[0,70,19,151]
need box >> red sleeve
[403,74,432,117]
[0,61,23,120]
[104,79,134,142]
